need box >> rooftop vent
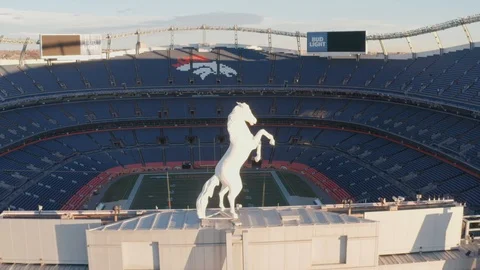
[279,209,300,223]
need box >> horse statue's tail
[196,175,220,219]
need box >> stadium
[0,7,480,269]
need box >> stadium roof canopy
[0,13,479,45]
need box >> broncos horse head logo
[219,63,237,78]
[173,56,237,80]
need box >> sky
[0,0,479,52]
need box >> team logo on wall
[172,55,237,80]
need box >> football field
[100,170,318,210]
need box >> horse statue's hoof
[269,139,275,146]
[254,156,261,162]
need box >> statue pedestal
[200,211,242,228]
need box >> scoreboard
[307,31,366,53]
[40,34,102,59]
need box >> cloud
[143,12,264,27]
[0,8,264,36]
[0,8,164,35]
[0,7,403,38]
[247,16,405,35]
[116,8,135,14]
[68,12,265,33]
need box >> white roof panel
[153,211,172,229]
[93,206,374,231]
[137,213,156,229]
[379,250,464,265]
[0,264,88,270]
[120,218,139,230]
[169,211,188,229]
[296,208,315,224]
[263,209,282,226]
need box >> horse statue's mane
[196,102,275,219]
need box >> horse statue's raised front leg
[253,129,275,162]
[254,141,262,162]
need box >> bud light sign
[307,32,328,52]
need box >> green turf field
[101,171,292,210]
[101,174,138,202]
[277,170,317,198]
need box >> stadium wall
[86,216,379,270]
[364,205,464,255]
[0,203,474,269]
[0,217,102,264]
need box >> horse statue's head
[233,102,257,126]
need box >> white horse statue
[196,102,275,219]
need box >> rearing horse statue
[196,102,275,219]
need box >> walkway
[124,174,145,209]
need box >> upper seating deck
[0,47,479,108]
